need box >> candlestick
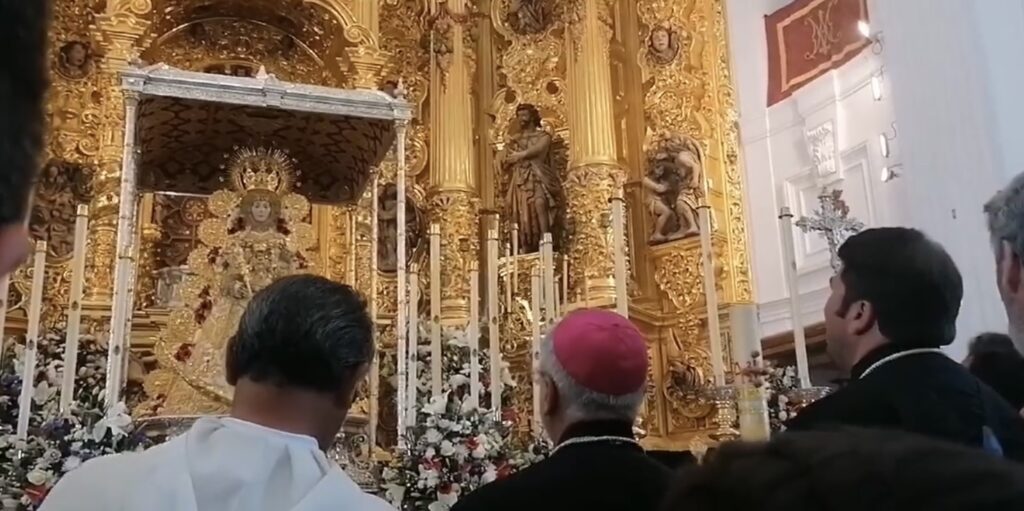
[511,223,519,294]
[486,229,502,417]
[530,268,542,435]
[697,205,725,386]
[468,262,481,408]
[541,233,556,325]
[429,224,442,400]
[60,205,90,413]
[779,207,811,388]
[408,265,420,425]
[610,192,628,317]
[17,241,47,439]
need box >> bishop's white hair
[538,330,645,422]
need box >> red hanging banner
[766,0,870,106]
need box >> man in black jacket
[453,309,671,511]
[0,0,49,276]
[786,228,1024,460]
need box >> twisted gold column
[564,1,624,306]
[428,0,479,324]
[85,11,149,303]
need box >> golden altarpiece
[5,0,754,455]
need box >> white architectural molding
[806,121,838,179]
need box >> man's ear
[0,224,31,277]
[999,241,1023,296]
[540,373,559,416]
[848,300,875,337]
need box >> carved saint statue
[29,161,91,258]
[642,132,705,243]
[377,183,423,273]
[647,24,681,65]
[502,103,565,253]
[508,0,549,35]
[144,147,317,416]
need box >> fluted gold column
[85,7,150,304]
[428,0,479,324]
[564,1,624,306]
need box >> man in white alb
[40,275,394,511]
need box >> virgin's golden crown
[226,147,297,193]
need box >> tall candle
[510,223,519,294]
[543,234,557,325]
[468,261,481,408]
[779,207,811,388]
[530,268,542,435]
[0,273,10,365]
[610,192,628,317]
[504,242,513,313]
[60,205,90,413]
[697,205,725,386]
[561,256,569,307]
[429,224,442,400]
[729,303,770,440]
[486,229,502,417]
[408,265,420,424]
[17,241,47,438]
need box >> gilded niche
[30,160,93,259]
[499,104,567,254]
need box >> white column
[105,92,140,407]
[17,241,47,439]
[778,207,811,388]
[395,121,409,448]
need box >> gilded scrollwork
[29,161,93,260]
[428,190,480,321]
[562,163,623,300]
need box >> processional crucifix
[795,188,864,271]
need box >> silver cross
[796,188,864,272]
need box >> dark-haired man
[786,228,1024,461]
[41,275,392,511]
[0,0,50,276]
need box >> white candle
[60,205,90,413]
[0,273,10,364]
[408,265,419,425]
[697,205,725,386]
[728,303,761,368]
[779,207,812,388]
[504,242,513,313]
[730,304,770,440]
[530,268,542,435]
[561,256,569,307]
[468,262,481,408]
[429,224,442,400]
[17,241,47,439]
[610,192,628,317]
[541,233,556,324]
[486,229,502,417]
[511,223,519,294]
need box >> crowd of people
[4,2,1024,510]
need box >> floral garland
[0,332,149,510]
[380,326,548,510]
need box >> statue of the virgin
[142,147,316,416]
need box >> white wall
[726,0,898,340]
[728,0,1024,361]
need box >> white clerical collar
[858,348,946,379]
[221,417,320,451]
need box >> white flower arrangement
[0,332,149,510]
[381,325,545,510]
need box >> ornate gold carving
[30,161,92,260]
[427,190,480,322]
[378,183,425,273]
[642,132,706,244]
[562,164,623,303]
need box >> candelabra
[706,385,739,442]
